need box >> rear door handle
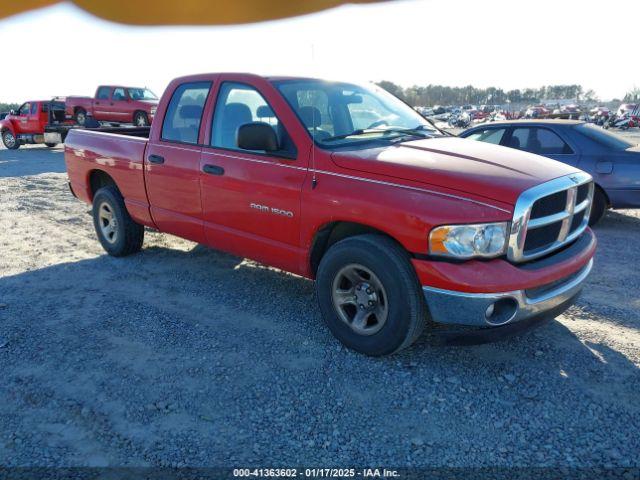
[203,164,225,175]
[148,154,165,164]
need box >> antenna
[310,43,318,189]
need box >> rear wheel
[133,111,149,127]
[589,187,607,226]
[75,108,87,126]
[316,234,427,356]
[92,185,144,256]
[44,143,58,148]
[2,130,19,150]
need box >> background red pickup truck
[64,73,596,356]
[0,99,67,149]
[65,85,159,126]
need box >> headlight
[429,222,509,259]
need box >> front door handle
[203,164,225,175]
[148,154,165,164]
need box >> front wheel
[589,187,608,226]
[316,234,427,356]
[92,186,144,256]
[2,130,20,150]
[133,111,149,127]
[75,109,87,126]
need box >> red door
[13,102,32,134]
[198,79,308,273]
[110,87,130,123]
[26,102,42,133]
[143,80,213,244]
[93,86,112,121]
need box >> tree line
[0,102,20,113]
[376,81,602,107]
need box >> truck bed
[45,124,150,143]
[64,128,154,228]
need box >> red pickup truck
[64,73,596,356]
[65,85,159,126]
[1,99,67,149]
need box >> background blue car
[460,120,640,224]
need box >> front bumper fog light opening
[485,298,518,326]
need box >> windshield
[574,123,635,150]
[274,79,438,147]
[129,88,158,101]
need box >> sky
[0,0,638,103]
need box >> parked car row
[419,102,640,131]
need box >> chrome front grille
[508,172,594,262]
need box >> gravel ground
[0,138,639,470]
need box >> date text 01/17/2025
[232,467,400,477]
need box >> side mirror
[237,122,278,152]
[9,109,15,115]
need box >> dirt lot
[1,137,639,470]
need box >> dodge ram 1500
[64,73,597,356]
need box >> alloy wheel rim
[331,263,389,336]
[4,132,15,148]
[98,202,118,244]
[77,112,86,124]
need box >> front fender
[0,119,16,135]
[134,102,157,114]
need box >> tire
[2,130,20,150]
[589,187,607,226]
[316,234,427,356]
[44,143,58,148]
[92,185,144,256]
[133,111,149,127]
[75,108,87,126]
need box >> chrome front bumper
[422,259,593,327]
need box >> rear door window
[30,103,37,115]
[511,128,573,154]
[112,88,127,101]
[465,128,506,144]
[161,81,211,145]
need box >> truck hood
[330,137,580,205]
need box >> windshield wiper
[322,126,438,143]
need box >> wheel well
[74,107,86,114]
[1,128,16,140]
[309,221,402,276]
[89,170,118,199]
